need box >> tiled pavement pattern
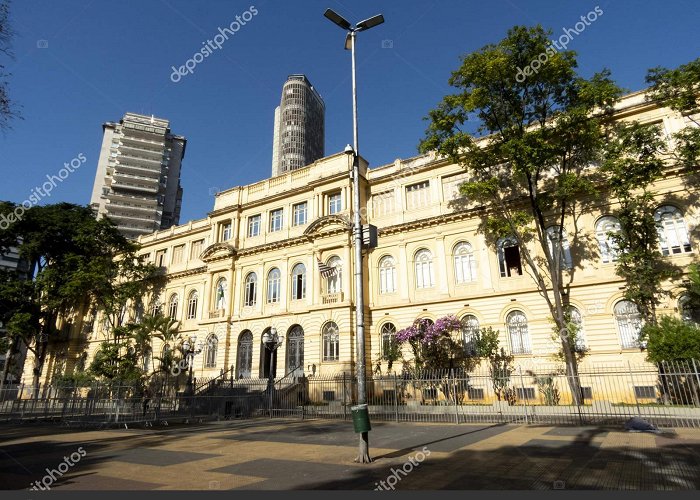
[1,419,699,490]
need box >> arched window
[186,290,198,320]
[380,322,397,356]
[291,263,306,300]
[286,325,304,375]
[244,273,257,307]
[204,334,218,368]
[507,310,530,354]
[168,294,179,320]
[150,300,161,316]
[414,249,435,289]
[497,237,523,277]
[236,331,253,378]
[566,306,585,350]
[546,226,573,269]
[215,278,227,310]
[326,256,342,294]
[614,300,643,349]
[461,315,480,355]
[596,216,621,263]
[454,242,477,284]
[379,256,397,294]
[679,295,700,325]
[655,206,692,255]
[267,268,281,303]
[323,322,340,361]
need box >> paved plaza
[1,418,700,490]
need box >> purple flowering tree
[395,315,482,404]
[396,315,475,374]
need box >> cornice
[166,266,207,279]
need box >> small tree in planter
[527,371,561,406]
[475,327,517,404]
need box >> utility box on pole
[362,224,378,249]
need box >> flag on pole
[317,258,337,278]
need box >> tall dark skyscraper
[271,75,325,177]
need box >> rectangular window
[190,239,204,260]
[248,214,261,237]
[269,208,283,232]
[328,192,342,215]
[442,172,469,201]
[406,181,431,210]
[292,271,306,300]
[467,388,485,400]
[372,191,395,217]
[516,387,536,400]
[382,389,396,401]
[292,202,307,226]
[221,222,232,241]
[423,388,438,400]
[171,244,185,265]
[634,386,656,399]
[155,250,166,267]
[580,387,593,400]
[499,243,523,277]
[322,391,336,401]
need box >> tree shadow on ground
[299,427,700,490]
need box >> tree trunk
[32,338,47,400]
[562,341,582,406]
[355,432,372,463]
[0,337,17,400]
[552,289,582,406]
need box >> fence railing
[2,361,699,428]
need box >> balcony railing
[208,309,226,319]
[322,292,344,304]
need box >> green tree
[642,316,700,363]
[682,264,700,317]
[474,327,516,404]
[0,203,160,396]
[420,25,620,404]
[646,57,700,168]
[89,341,142,388]
[602,122,681,325]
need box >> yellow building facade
[22,90,699,387]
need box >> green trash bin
[351,403,371,433]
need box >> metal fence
[1,361,699,428]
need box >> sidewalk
[1,419,699,490]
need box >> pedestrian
[142,387,152,417]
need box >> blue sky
[0,0,698,224]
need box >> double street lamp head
[356,14,385,31]
[324,8,384,34]
[323,8,351,30]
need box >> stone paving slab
[1,419,699,490]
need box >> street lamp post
[324,8,384,464]
[262,328,283,418]
[182,335,203,398]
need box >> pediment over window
[303,215,351,238]
[200,242,237,262]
